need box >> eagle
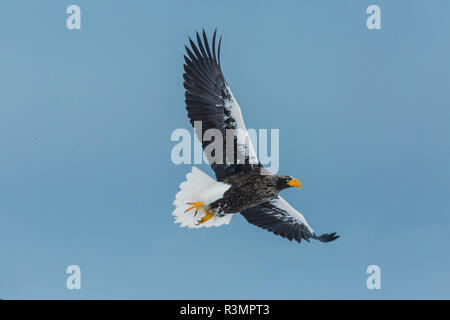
[172,30,339,244]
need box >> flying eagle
[173,30,339,244]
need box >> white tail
[172,167,232,228]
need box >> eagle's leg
[196,209,215,225]
[185,201,204,215]
[186,201,215,224]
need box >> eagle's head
[276,175,302,191]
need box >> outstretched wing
[241,196,339,244]
[183,30,260,181]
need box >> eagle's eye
[287,178,302,189]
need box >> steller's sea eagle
[172,30,339,244]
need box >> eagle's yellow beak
[287,178,302,189]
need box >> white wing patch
[272,197,315,234]
[225,85,259,165]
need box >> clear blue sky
[1,0,449,299]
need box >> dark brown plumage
[210,172,286,213]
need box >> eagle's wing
[183,30,260,181]
[241,196,339,244]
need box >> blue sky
[0,0,449,299]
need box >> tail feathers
[173,167,232,228]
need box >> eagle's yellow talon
[196,210,215,225]
[186,201,203,214]
[185,201,215,224]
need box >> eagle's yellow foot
[186,201,204,216]
[197,210,215,225]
